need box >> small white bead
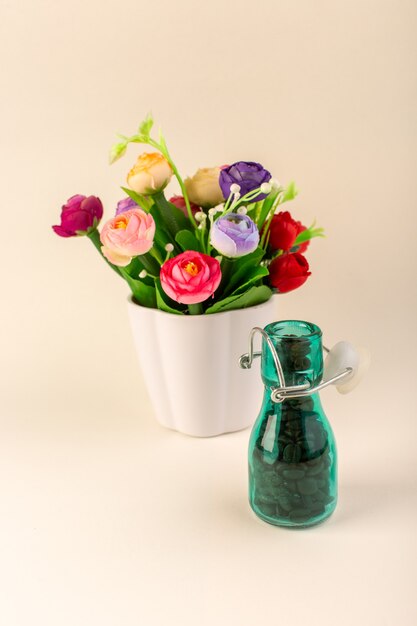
[260,182,272,194]
[139,270,147,279]
[195,211,207,222]
[270,178,281,190]
[164,243,174,252]
[233,192,241,201]
[230,183,241,194]
[237,207,247,215]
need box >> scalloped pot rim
[127,293,279,318]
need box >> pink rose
[100,208,155,267]
[160,251,221,305]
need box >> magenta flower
[52,195,103,237]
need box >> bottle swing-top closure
[239,326,369,404]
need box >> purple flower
[219,161,272,202]
[52,195,103,237]
[115,196,138,215]
[210,213,259,258]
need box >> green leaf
[152,191,193,237]
[294,225,325,246]
[138,113,154,137]
[123,255,157,280]
[120,186,153,212]
[282,181,298,203]
[175,229,202,252]
[118,268,157,308]
[109,142,127,164]
[150,205,177,252]
[257,189,280,229]
[230,265,269,296]
[222,247,266,296]
[205,285,272,314]
[155,280,185,314]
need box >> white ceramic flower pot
[127,296,278,437]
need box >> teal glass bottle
[248,320,337,527]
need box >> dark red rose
[268,252,311,293]
[169,195,200,218]
[268,211,309,253]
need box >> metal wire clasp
[239,327,353,404]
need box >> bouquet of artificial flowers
[53,115,323,315]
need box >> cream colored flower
[127,152,173,195]
[184,167,224,208]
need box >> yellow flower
[127,152,173,195]
[184,167,224,208]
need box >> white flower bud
[230,183,241,194]
[213,204,225,213]
[164,243,174,252]
[260,182,272,194]
[233,192,241,201]
[139,269,148,279]
[237,207,247,215]
[195,211,207,222]
[270,178,281,190]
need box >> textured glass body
[248,321,337,527]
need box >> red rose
[268,211,310,253]
[268,252,311,293]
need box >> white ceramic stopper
[323,341,370,394]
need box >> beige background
[1,0,416,624]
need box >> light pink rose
[100,208,155,267]
[160,251,221,305]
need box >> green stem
[150,246,164,266]
[87,229,122,277]
[196,225,208,254]
[218,257,236,296]
[224,186,265,215]
[223,191,235,213]
[138,252,160,275]
[116,128,198,229]
[260,209,276,248]
[188,302,203,315]
[148,137,198,229]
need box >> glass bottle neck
[261,320,324,389]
